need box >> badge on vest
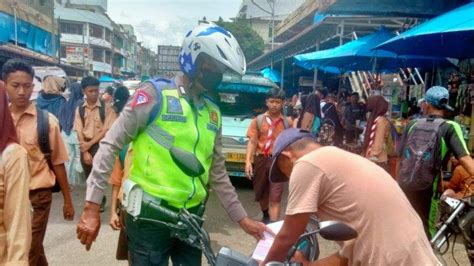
[166,96,183,114]
[209,110,218,125]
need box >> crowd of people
[1,21,473,266]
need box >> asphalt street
[44,180,468,265]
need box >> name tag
[162,114,187,123]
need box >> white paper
[251,220,284,261]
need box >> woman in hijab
[35,76,67,118]
[0,81,32,265]
[58,82,84,187]
[364,95,391,172]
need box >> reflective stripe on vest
[129,82,221,209]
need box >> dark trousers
[29,188,53,266]
[403,186,435,238]
[81,143,100,178]
[125,214,202,266]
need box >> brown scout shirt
[73,99,116,141]
[0,143,31,266]
[10,103,69,190]
[86,75,247,222]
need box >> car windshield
[211,90,268,117]
[211,74,273,117]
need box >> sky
[107,0,242,51]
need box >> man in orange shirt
[3,59,74,266]
[245,88,291,223]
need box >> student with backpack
[74,76,116,179]
[3,59,74,266]
[245,88,292,224]
[398,86,474,238]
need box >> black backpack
[37,106,61,193]
[78,100,106,125]
[398,117,445,191]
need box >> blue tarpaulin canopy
[260,68,282,83]
[294,27,452,73]
[376,2,474,59]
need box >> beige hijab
[43,76,66,94]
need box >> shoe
[99,196,106,213]
[261,217,271,225]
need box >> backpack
[256,114,290,132]
[398,117,445,191]
[36,106,61,193]
[78,100,106,126]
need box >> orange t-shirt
[246,112,292,155]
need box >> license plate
[228,171,246,177]
[226,152,246,163]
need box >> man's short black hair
[266,88,286,100]
[351,92,360,98]
[1,59,34,81]
[81,76,100,89]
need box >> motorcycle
[430,194,474,265]
[123,146,358,265]
[130,200,357,266]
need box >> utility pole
[11,1,18,46]
[251,0,276,50]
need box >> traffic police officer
[76,22,270,265]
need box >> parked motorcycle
[431,194,474,265]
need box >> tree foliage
[215,17,265,62]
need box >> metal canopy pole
[313,42,320,92]
[281,56,285,90]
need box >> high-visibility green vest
[129,80,221,209]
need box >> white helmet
[179,22,246,78]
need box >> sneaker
[99,196,106,213]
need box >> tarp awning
[375,2,474,59]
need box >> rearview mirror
[169,146,205,177]
[318,221,357,241]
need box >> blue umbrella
[376,2,474,59]
[294,27,452,73]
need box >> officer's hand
[77,202,101,251]
[245,162,253,180]
[238,217,274,241]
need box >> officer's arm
[85,83,159,204]
[208,128,248,222]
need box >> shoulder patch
[132,90,151,108]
